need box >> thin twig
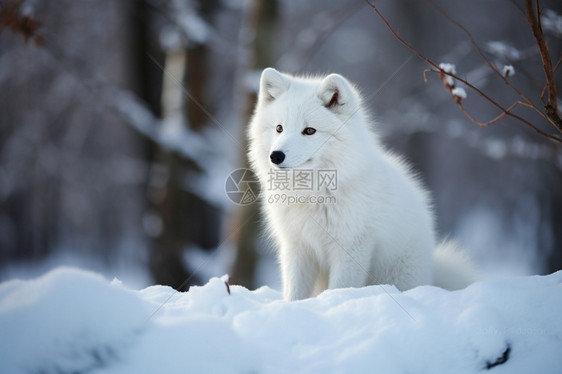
[554,55,562,74]
[540,55,562,106]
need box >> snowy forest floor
[1,268,561,374]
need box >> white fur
[248,68,478,301]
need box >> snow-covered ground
[1,268,561,374]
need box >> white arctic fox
[248,68,478,301]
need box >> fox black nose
[270,151,285,165]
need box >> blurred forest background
[1,0,561,290]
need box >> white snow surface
[1,267,561,374]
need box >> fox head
[248,68,366,175]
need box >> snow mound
[0,268,151,374]
[1,268,561,373]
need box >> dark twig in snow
[485,344,511,370]
[225,280,231,295]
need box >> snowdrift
[0,267,561,374]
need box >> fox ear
[259,68,288,103]
[318,74,355,113]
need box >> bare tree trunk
[185,44,209,132]
[229,0,278,289]
[147,0,221,290]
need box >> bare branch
[454,100,562,143]
[365,0,562,143]
[424,0,545,119]
[526,0,562,131]
[425,67,562,142]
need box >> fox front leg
[279,247,318,301]
[327,246,371,290]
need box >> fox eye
[302,127,316,135]
[276,124,283,133]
